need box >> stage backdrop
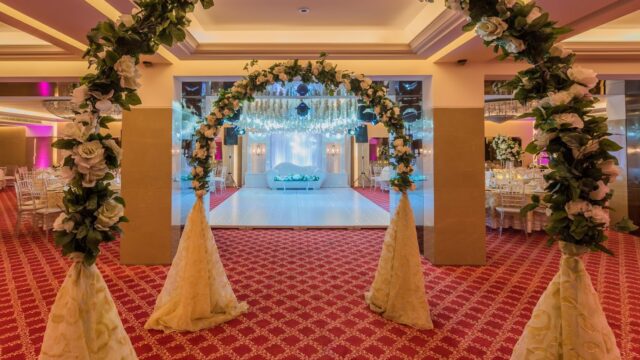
[269,133,322,169]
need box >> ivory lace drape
[511,242,621,359]
[145,197,248,332]
[365,193,433,329]
[39,253,137,360]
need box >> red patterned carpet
[353,188,390,212]
[210,188,239,211]
[1,188,639,359]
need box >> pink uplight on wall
[37,82,54,97]
[34,138,52,169]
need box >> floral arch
[189,57,416,197]
[41,0,636,357]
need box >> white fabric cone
[40,253,137,360]
[145,197,248,332]
[511,242,621,359]
[365,193,433,329]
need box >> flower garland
[491,134,522,163]
[51,0,214,265]
[446,0,637,253]
[190,57,416,195]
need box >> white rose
[526,7,543,24]
[589,180,610,201]
[71,85,89,105]
[204,128,216,138]
[550,44,573,58]
[533,129,556,147]
[568,66,598,89]
[53,213,74,233]
[335,70,343,82]
[504,0,517,7]
[311,64,320,76]
[72,141,109,187]
[548,91,574,106]
[588,206,610,227]
[95,99,113,115]
[393,138,404,148]
[278,73,288,82]
[191,180,200,189]
[599,159,621,179]
[61,122,90,142]
[504,36,526,53]
[361,81,370,90]
[117,14,134,27]
[114,55,141,89]
[102,138,122,163]
[94,199,124,231]
[568,83,590,99]
[553,113,584,129]
[323,61,333,70]
[447,0,470,15]
[195,166,204,176]
[565,200,592,219]
[475,17,508,41]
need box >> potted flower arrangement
[491,134,521,167]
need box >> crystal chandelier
[234,82,362,134]
[484,99,534,123]
[42,99,123,120]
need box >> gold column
[120,108,174,265]
[424,108,486,265]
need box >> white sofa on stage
[266,162,326,190]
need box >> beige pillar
[423,64,487,265]
[120,108,174,265]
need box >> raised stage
[209,188,390,228]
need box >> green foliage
[446,0,637,255]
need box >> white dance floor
[209,188,390,228]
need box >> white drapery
[511,242,621,359]
[365,193,433,329]
[145,197,248,332]
[39,254,137,359]
[269,132,322,169]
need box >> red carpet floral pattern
[209,188,239,211]
[1,188,639,359]
[354,188,390,212]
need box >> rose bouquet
[491,134,521,163]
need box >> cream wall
[484,119,535,167]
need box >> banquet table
[485,188,549,233]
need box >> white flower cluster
[565,200,610,227]
[52,197,124,233]
[491,135,521,162]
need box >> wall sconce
[326,144,340,156]
[251,144,266,156]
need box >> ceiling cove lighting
[0,2,85,51]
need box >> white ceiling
[567,10,640,42]
[0,20,51,46]
[189,0,446,44]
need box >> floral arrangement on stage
[50,0,213,265]
[446,0,636,253]
[190,55,416,196]
[491,134,521,163]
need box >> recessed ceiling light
[298,7,310,14]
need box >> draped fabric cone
[511,242,621,360]
[39,253,137,360]
[145,197,248,332]
[365,193,433,329]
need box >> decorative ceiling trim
[409,10,467,58]
[0,45,77,60]
[563,41,640,60]
[0,5,84,57]
[188,43,417,60]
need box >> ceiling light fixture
[298,7,311,14]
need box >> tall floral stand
[365,193,433,329]
[40,253,137,359]
[511,242,620,359]
[145,196,247,332]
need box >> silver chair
[496,190,529,239]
